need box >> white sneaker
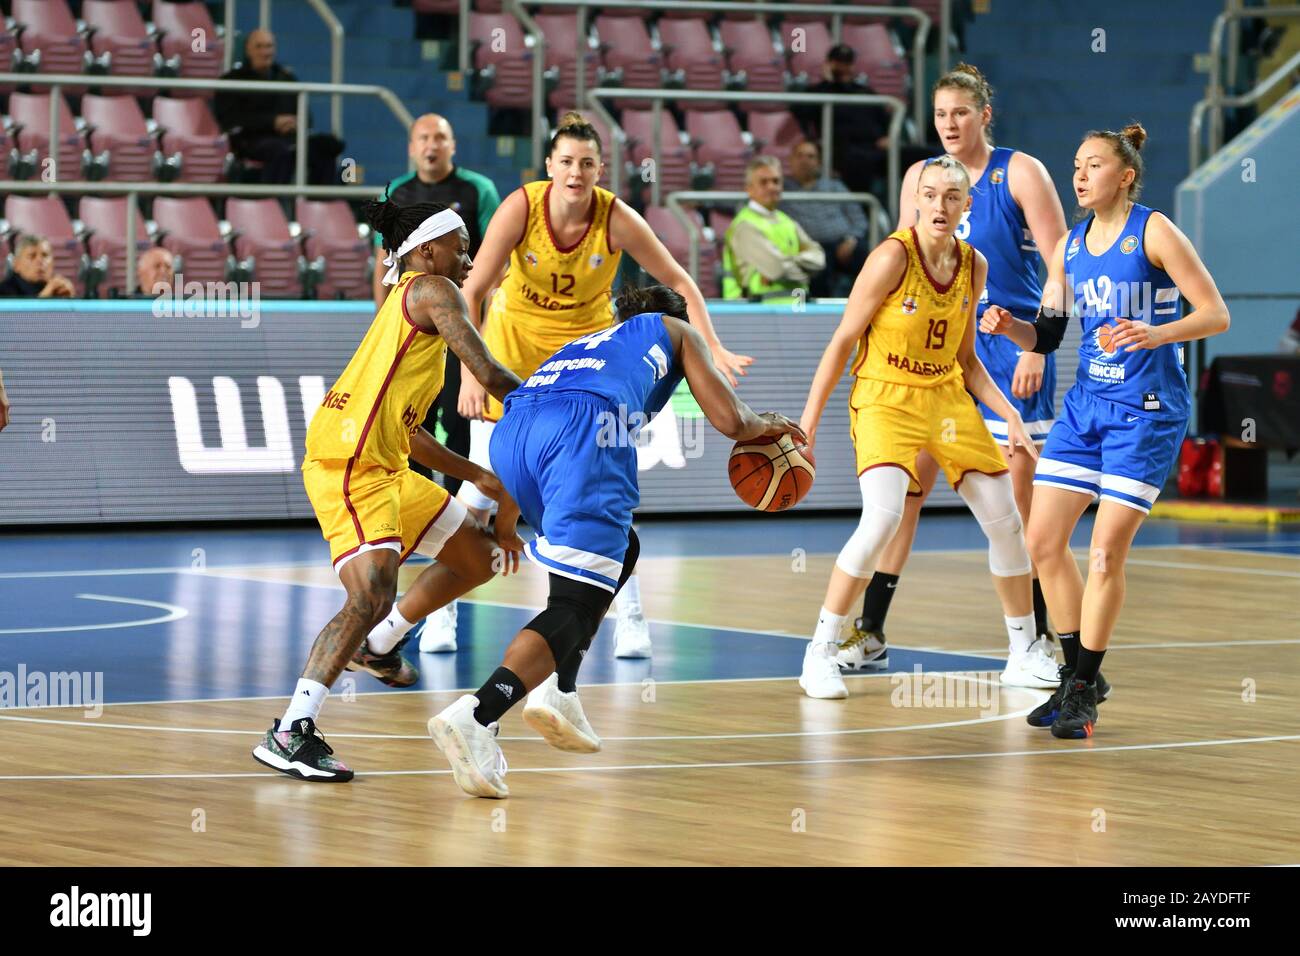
[427,695,509,799]
[418,602,458,653]
[1000,636,1062,689]
[613,607,652,659]
[836,620,889,672]
[522,673,601,753]
[799,642,849,699]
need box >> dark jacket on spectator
[213,61,302,150]
[0,272,46,297]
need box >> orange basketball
[1096,324,1117,354]
[728,433,816,512]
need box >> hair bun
[1120,122,1147,152]
[558,110,586,129]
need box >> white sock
[1005,612,1036,655]
[367,606,415,654]
[813,607,847,651]
[616,574,643,618]
[279,678,329,731]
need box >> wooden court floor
[2,545,1298,866]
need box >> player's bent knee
[526,577,611,664]
[981,510,1032,577]
[835,501,904,578]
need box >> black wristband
[1032,305,1069,355]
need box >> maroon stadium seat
[152,0,224,95]
[657,17,725,108]
[0,127,15,180]
[782,18,833,88]
[225,198,302,298]
[718,19,786,111]
[0,234,9,271]
[595,15,663,97]
[78,196,152,295]
[4,194,87,296]
[686,109,752,190]
[7,92,87,182]
[295,199,371,300]
[844,22,909,101]
[11,0,90,93]
[0,30,18,95]
[707,207,734,243]
[81,94,157,182]
[535,13,601,112]
[152,96,230,183]
[643,205,718,298]
[469,13,535,109]
[621,107,693,197]
[747,110,805,165]
[82,0,158,95]
[413,0,462,12]
[152,196,228,287]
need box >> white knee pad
[959,471,1031,577]
[834,467,909,578]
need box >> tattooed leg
[302,548,400,686]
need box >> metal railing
[1201,5,1300,163]
[0,180,384,296]
[460,0,930,141]
[665,189,886,283]
[1190,47,1300,171]
[585,87,907,221]
[0,72,413,188]
[221,0,347,139]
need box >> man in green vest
[721,156,826,302]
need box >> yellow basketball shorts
[849,379,1009,494]
[302,458,467,572]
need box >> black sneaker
[1026,666,1111,727]
[252,717,354,782]
[346,638,419,687]
[1051,679,1100,739]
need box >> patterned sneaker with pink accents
[252,717,354,782]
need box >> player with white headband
[253,196,525,783]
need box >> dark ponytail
[614,283,687,323]
[364,192,450,255]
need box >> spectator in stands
[137,247,176,296]
[722,156,825,302]
[214,29,344,185]
[371,113,502,497]
[0,367,8,432]
[781,139,870,297]
[0,235,75,298]
[794,44,931,199]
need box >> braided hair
[614,284,687,323]
[364,192,451,264]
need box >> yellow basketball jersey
[305,270,448,471]
[850,227,974,397]
[483,180,623,418]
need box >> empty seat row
[469,12,908,110]
[2,194,372,300]
[2,0,223,97]
[2,92,230,182]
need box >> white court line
[0,675,1045,742]
[2,731,1296,782]
[0,594,187,635]
[965,636,1300,654]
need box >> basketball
[728,433,816,512]
[1097,324,1117,353]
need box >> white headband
[381,208,467,286]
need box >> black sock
[859,572,900,632]
[1059,631,1080,670]
[473,667,525,725]
[1032,578,1050,637]
[1075,646,1106,684]
[555,639,592,694]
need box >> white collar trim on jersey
[381,209,467,286]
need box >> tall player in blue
[428,285,804,798]
[982,123,1229,738]
[837,64,1068,688]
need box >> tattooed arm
[406,274,521,401]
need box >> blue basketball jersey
[944,146,1055,434]
[1064,203,1188,422]
[508,311,685,425]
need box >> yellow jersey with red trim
[304,270,447,471]
[483,179,623,418]
[850,227,974,402]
